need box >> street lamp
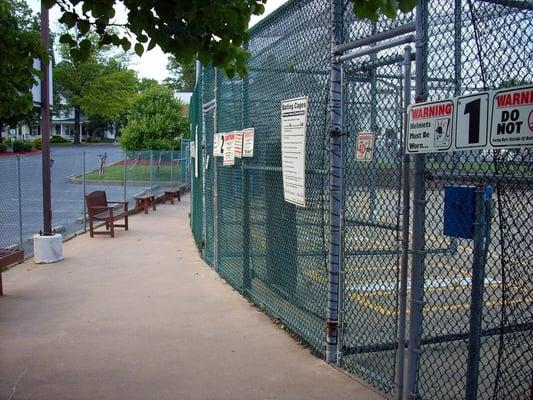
[34,1,63,263]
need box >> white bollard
[33,234,63,263]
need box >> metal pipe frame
[338,35,415,62]
[404,1,429,399]
[396,44,412,400]
[326,0,344,365]
[335,22,415,54]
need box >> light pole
[34,0,63,263]
[40,0,52,236]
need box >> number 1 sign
[454,93,489,149]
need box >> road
[0,145,147,254]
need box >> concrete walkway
[0,195,384,400]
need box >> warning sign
[243,128,254,157]
[406,100,454,154]
[213,133,224,156]
[234,130,243,158]
[223,132,235,166]
[490,85,533,148]
[356,132,374,161]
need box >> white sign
[455,93,489,150]
[406,100,454,154]
[281,97,308,207]
[490,85,533,148]
[234,130,243,158]
[190,141,195,158]
[213,133,224,156]
[356,132,375,161]
[243,128,255,157]
[223,132,235,166]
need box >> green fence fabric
[189,0,533,399]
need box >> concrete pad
[0,195,384,400]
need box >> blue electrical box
[443,185,476,239]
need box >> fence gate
[338,29,413,397]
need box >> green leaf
[121,39,131,52]
[59,33,73,44]
[134,43,144,57]
[78,20,90,35]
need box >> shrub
[0,142,7,152]
[50,135,69,144]
[12,140,25,152]
[32,138,42,149]
[22,141,33,151]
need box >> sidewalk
[0,195,384,400]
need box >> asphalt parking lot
[0,145,147,254]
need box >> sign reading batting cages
[281,97,308,207]
[490,85,533,148]
[406,100,454,154]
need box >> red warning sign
[490,85,533,148]
[356,132,374,161]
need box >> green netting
[189,0,532,399]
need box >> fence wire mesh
[189,0,532,399]
[0,146,190,258]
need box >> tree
[164,56,196,92]
[54,32,133,143]
[0,0,43,141]
[120,85,188,151]
[46,0,420,79]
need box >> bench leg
[89,218,94,238]
[144,199,149,214]
[125,215,129,231]
[0,273,3,296]
[110,219,115,238]
[177,191,181,202]
[152,197,156,211]
[170,193,174,205]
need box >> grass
[84,164,179,182]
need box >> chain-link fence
[189,0,532,399]
[0,144,190,258]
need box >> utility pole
[40,1,52,236]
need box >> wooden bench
[135,193,157,214]
[163,184,186,204]
[0,248,24,296]
[86,191,129,238]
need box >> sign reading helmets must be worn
[406,100,454,154]
[490,85,533,148]
[356,132,375,161]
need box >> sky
[28,0,288,82]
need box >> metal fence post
[82,152,87,232]
[170,149,174,185]
[149,150,153,191]
[213,69,220,271]
[405,1,428,399]
[123,150,127,202]
[326,0,344,364]
[17,155,23,248]
[396,44,412,400]
[369,22,378,222]
[465,186,489,400]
